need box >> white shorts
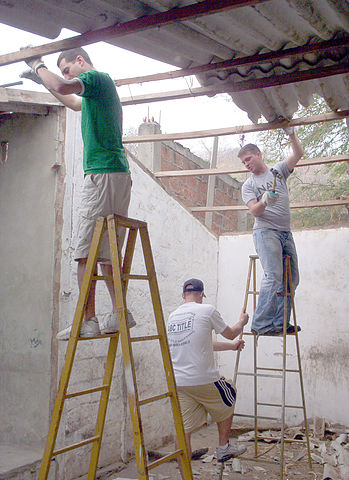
[74,172,132,263]
[177,378,236,433]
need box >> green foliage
[257,95,349,228]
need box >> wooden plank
[205,137,219,228]
[0,0,265,67]
[0,87,60,106]
[123,111,349,144]
[120,63,349,106]
[0,103,49,115]
[154,155,349,178]
[116,36,349,87]
[190,199,349,212]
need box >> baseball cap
[183,278,206,296]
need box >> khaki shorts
[74,172,132,263]
[177,378,236,433]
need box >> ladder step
[257,367,300,373]
[257,435,308,444]
[139,392,172,406]
[257,402,304,409]
[237,372,284,379]
[130,334,161,342]
[53,435,101,456]
[77,333,119,341]
[92,274,150,281]
[148,449,183,470]
[65,384,109,399]
[234,413,279,421]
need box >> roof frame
[115,36,349,87]
[0,0,267,68]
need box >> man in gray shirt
[239,128,304,335]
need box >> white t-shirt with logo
[167,302,227,386]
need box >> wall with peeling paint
[217,228,349,428]
[0,112,61,446]
[57,110,219,479]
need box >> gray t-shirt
[242,161,291,231]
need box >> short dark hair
[238,143,261,158]
[57,48,93,68]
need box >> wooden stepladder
[39,214,193,480]
[233,255,312,480]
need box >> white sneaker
[56,317,101,341]
[100,310,136,334]
[216,442,247,462]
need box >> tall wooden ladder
[39,214,193,480]
[232,254,312,480]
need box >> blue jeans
[252,229,299,334]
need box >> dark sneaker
[216,442,247,462]
[251,328,283,336]
[287,325,301,334]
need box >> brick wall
[159,141,242,235]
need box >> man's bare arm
[220,311,249,341]
[246,198,266,217]
[286,132,304,171]
[213,339,245,351]
[37,66,82,111]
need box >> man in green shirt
[24,47,133,339]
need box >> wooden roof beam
[116,36,349,86]
[123,110,349,145]
[0,0,267,68]
[120,63,349,106]
[153,155,349,178]
[190,199,349,212]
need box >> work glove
[261,190,279,206]
[20,69,43,85]
[283,126,295,135]
[20,45,47,73]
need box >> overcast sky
[0,22,255,158]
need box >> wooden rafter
[123,110,349,145]
[116,36,349,86]
[0,0,267,68]
[120,63,349,106]
[190,199,349,212]
[154,155,349,178]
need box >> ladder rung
[257,367,300,373]
[139,392,172,406]
[234,413,279,421]
[123,273,150,280]
[237,372,283,379]
[247,290,259,294]
[257,435,308,444]
[65,384,109,399]
[257,402,304,409]
[77,333,119,341]
[130,334,161,342]
[53,435,101,456]
[92,275,112,281]
[148,449,183,469]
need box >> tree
[257,95,349,227]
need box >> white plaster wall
[58,111,218,479]
[0,113,60,446]
[217,228,349,428]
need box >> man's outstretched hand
[21,45,46,73]
[261,190,278,206]
[20,69,43,85]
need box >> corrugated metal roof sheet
[0,0,348,122]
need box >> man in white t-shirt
[167,278,248,475]
[239,128,304,336]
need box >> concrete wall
[217,228,349,427]
[57,110,219,479]
[0,111,63,446]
